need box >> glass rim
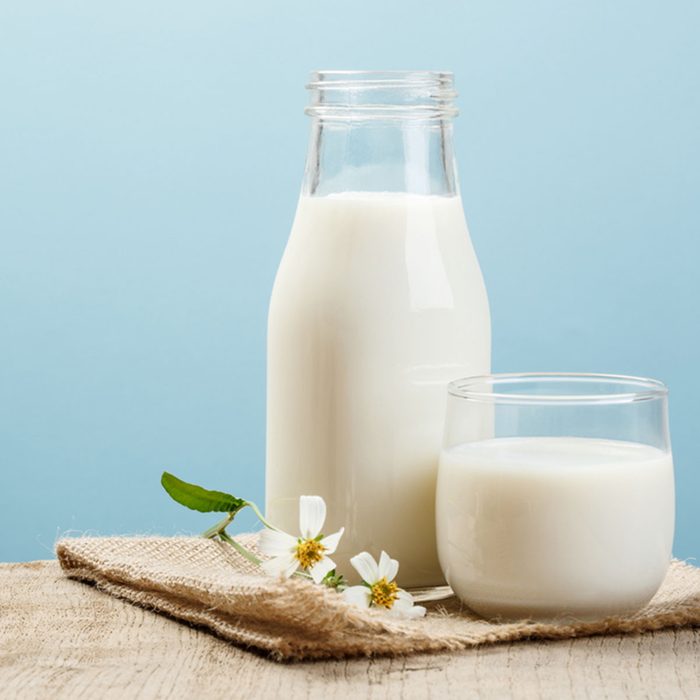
[447,372,668,405]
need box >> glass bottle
[266,71,490,587]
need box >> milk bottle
[266,72,491,587]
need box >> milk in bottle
[266,72,490,587]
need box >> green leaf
[161,472,247,514]
[322,569,347,591]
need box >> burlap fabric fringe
[56,535,700,661]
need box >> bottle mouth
[448,373,669,405]
[305,70,458,121]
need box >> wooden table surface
[1,561,698,699]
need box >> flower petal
[377,551,399,582]
[308,556,336,584]
[391,602,427,619]
[319,527,344,555]
[258,529,297,557]
[299,495,326,539]
[261,554,299,579]
[396,589,415,605]
[343,585,372,609]
[349,551,379,584]
[389,590,426,618]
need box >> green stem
[219,530,262,566]
[201,513,234,539]
[245,500,278,531]
[201,506,314,581]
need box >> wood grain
[1,561,698,699]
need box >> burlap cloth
[55,535,700,662]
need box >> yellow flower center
[295,539,326,569]
[370,577,399,609]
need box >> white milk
[437,437,675,619]
[266,193,490,587]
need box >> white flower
[258,495,344,584]
[343,551,426,619]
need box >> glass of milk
[436,373,674,621]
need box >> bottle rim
[305,70,458,121]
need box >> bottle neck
[301,71,459,197]
[302,118,458,197]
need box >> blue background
[1,1,698,562]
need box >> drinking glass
[436,373,674,620]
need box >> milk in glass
[437,436,674,618]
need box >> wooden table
[1,561,698,698]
